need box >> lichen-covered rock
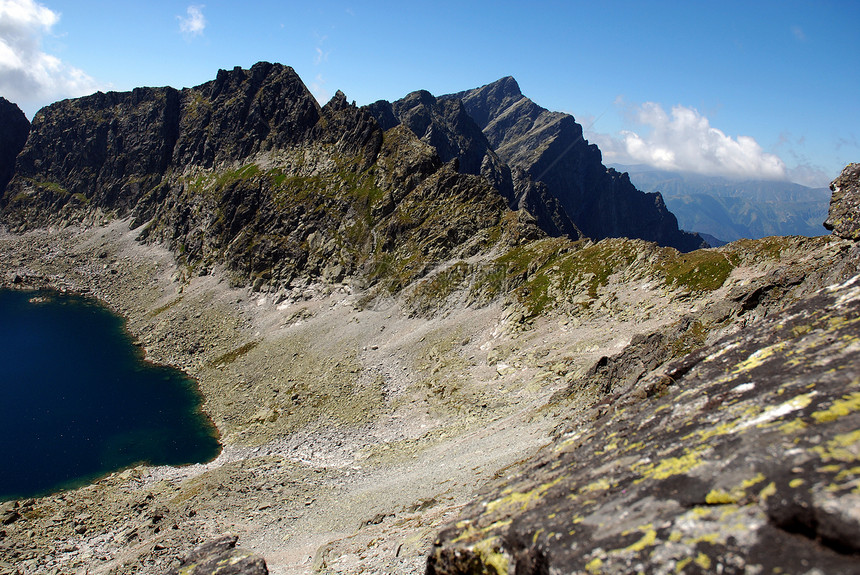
[427,274,860,574]
[166,535,268,575]
[825,163,860,240]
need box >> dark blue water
[0,289,220,501]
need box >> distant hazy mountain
[611,165,831,243]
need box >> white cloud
[309,73,329,105]
[791,25,806,42]
[314,46,329,65]
[0,0,100,114]
[590,101,788,181]
[179,5,206,38]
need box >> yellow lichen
[731,343,786,374]
[741,473,767,490]
[705,489,737,505]
[759,482,777,501]
[634,447,707,481]
[695,553,712,569]
[835,466,860,481]
[471,537,509,575]
[580,477,613,493]
[789,478,806,488]
[811,391,860,423]
[585,557,604,573]
[623,525,658,553]
[813,429,860,463]
[701,474,767,507]
[779,419,808,434]
[485,476,563,514]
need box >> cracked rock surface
[427,272,860,574]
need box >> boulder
[166,535,268,575]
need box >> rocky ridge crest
[1,63,530,296]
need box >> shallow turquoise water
[0,288,220,501]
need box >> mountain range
[0,64,705,282]
[614,164,831,243]
[1,63,858,575]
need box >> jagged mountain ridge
[1,63,537,294]
[444,77,707,252]
[2,64,706,288]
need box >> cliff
[0,97,29,196]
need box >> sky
[0,0,857,188]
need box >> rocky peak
[324,90,351,111]
[172,62,321,168]
[824,163,860,240]
[445,78,706,252]
[365,88,581,239]
[445,76,524,130]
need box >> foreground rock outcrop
[427,267,860,573]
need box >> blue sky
[1,0,857,187]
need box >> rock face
[825,162,860,240]
[426,269,860,574]
[166,535,268,575]
[0,97,29,196]
[366,91,581,239]
[445,78,706,252]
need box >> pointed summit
[443,79,707,252]
[444,76,524,130]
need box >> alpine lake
[0,288,220,501]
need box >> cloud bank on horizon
[0,0,100,110]
[587,101,826,185]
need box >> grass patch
[660,249,737,292]
[207,341,260,368]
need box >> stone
[165,535,268,575]
[824,162,860,240]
